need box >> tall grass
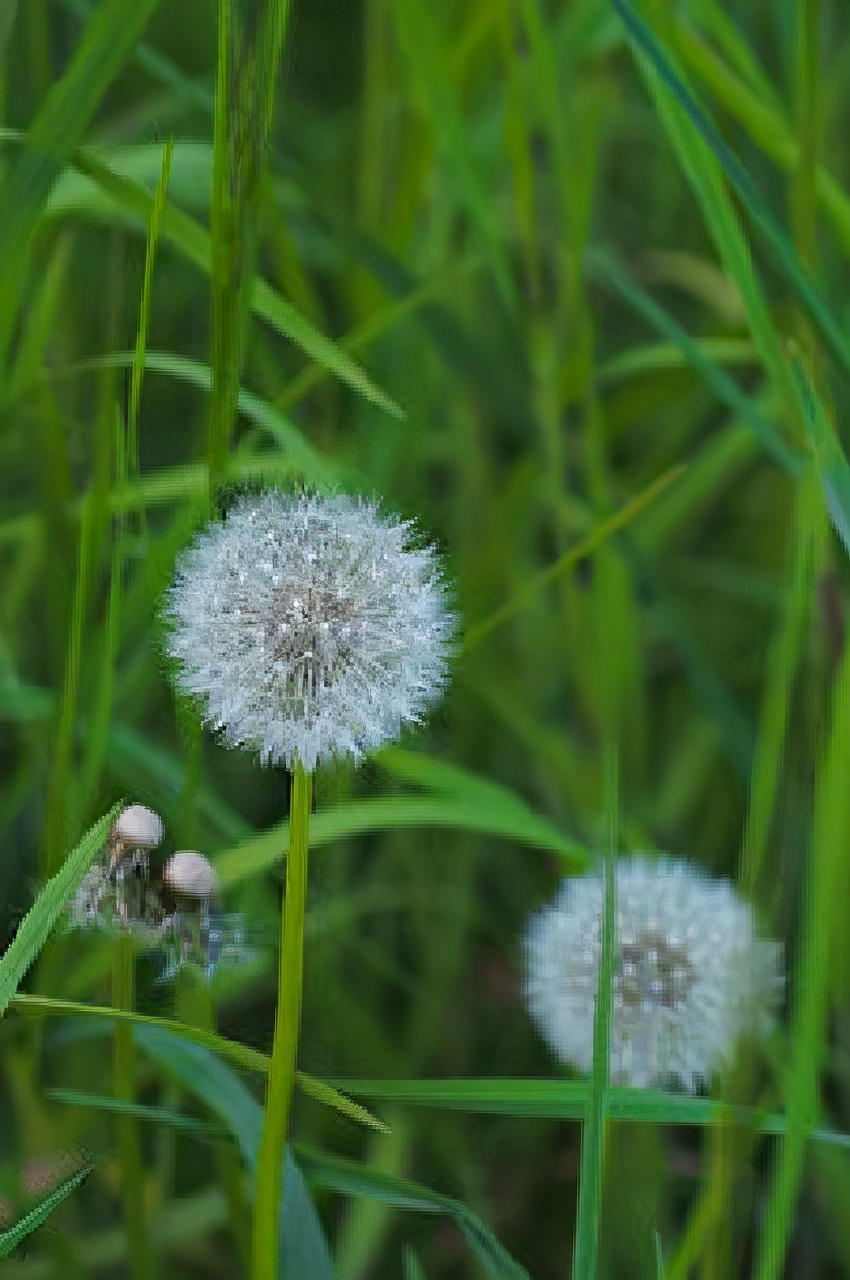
[2,0,850,1276]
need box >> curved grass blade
[0,806,119,1017]
[296,1144,530,1280]
[46,1089,223,1135]
[9,993,387,1133]
[136,1025,336,1280]
[0,1160,94,1259]
[215,785,589,889]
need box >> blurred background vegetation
[3,0,850,1275]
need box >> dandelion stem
[251,762,311,1278]
[113,933,153,1280]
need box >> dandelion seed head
[523,856,783,1091]
[162,491,456,771]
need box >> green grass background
[2,0,850,1276]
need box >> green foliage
[4,0,850,1275]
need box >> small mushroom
[109,804,164,922]
[109,804,163,873]
[162,850,219,903]
[161,852,219,973]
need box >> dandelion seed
[523,856,783,1091]
[161,491,457,771]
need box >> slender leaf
[0,806,119,1017]
[296,1144,530,1280]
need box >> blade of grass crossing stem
[614,1,850,388]
[9,994,387,1132]
[0,1161,94,1259]
[754,641,850,1280]
[214,781,590,888]
[135,1026,336,1280]
[79,145,173,804]
[252,764,311,1279]
[739,465,825,895]
[0,807,119,1016]
[208,0,290,487]
[295,1145,530,1280]
[0,0,160,374]
[65,147,402,420]
[573,753,617,1280]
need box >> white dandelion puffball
[162,491,456,772]
[524,856,783,1091]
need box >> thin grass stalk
[113,933,153,1280]
[251,763,311,1278]
[572,749,617,1280]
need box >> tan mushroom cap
[116,804,164,848]
[163,850,219,899]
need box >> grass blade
[0,1160,94,1259]
[0,0,160,370]
[296,1144,530,1280]
[613,0,850,387]
[0,806,119,1017]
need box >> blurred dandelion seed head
[523,856,783,1091]
[161,491,457,772]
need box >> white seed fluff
[523,856,782,1091]
[162,491,456,772]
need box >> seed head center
[264,586,357,703]
[615,927,695,1012]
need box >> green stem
[113,932,152,1280]
[251,763,311,1279]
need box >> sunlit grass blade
[324,1078,850,1146]
[296,1144,530,1280]
[0,806,118,1017]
